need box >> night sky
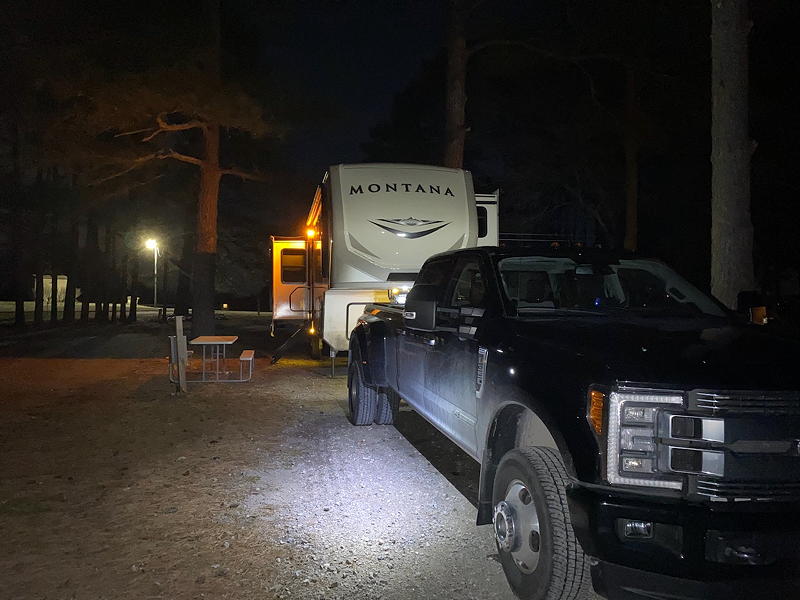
[240,1,444,177]
[2,0,799,304]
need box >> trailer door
[271,240,309,322]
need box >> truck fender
[475,402,575,526]
[349,319,388,388]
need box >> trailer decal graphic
[369,220,451,239]
[378,217,444,227]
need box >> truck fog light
[622,456,654,473]
[623,520,653,539]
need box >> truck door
[424,256,485,458]
[396,258,452,417]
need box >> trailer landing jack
[270,325,306,364]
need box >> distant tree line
[365,0,798,307]
[0,0,270,332]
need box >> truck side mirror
[403,284,438,331]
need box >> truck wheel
[374,388,400,425]
[492,447,588,600]
[347,362,377,425]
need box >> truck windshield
[497,256,727,318]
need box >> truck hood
[510,316,800,390]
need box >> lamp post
[145,238,158,306]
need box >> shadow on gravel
[393,407,481,507]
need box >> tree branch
[141,113,206,141]
[97,174,165,200]
[90,153,160,185]
[466,0,491,16]
[159,149,203,166]
[220,167,267,182]
[114,127,156,138]
[89,148,202,186]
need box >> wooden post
[174,315,188,393]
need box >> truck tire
[374,388,400,425]
[492,447,589,600]
[347,362,377,425]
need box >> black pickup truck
[347,246,800,600]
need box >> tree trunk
[175,227,194,315]
[50,273,59,324]
[443,0,468,168]
[119,251,128,322]
[64,273,76,322]
[63,223,77,323]
[95,223,107,322]
[82,214,97,322]
[49,207,60,325]
[161,255,169,320]
[13,240,27,329]
[191,1,222,336]
[11,122,27,329]
[623,64,639,252]
[128,252,139,322]
[14,301,26,328]
[81,258,91,323]
[34,273,44,326]
[710,0,755,307]
[192,123,221,336]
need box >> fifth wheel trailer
[270,163,498,357]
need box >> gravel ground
[0,320,512,600]
[0,317,598,599]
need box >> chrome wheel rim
[493,479,540,574]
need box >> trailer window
[281,249,306,283]
[477,206,488,238]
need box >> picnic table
[189,335,238,381]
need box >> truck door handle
[425,337,437,347]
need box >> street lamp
[145,238,159,306]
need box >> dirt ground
[0,315,541,600]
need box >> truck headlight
[605,390,684,490]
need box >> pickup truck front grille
[682,390,800,503]
[692,391,800,415]
[696,479,800,502]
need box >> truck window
[281,249,306,283]
[416,259,451,289]
[449,260,485,308]
[498,256,727,317]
